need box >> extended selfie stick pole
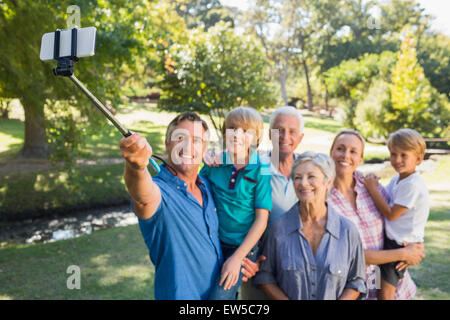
[68,75,131,136]
[52,28,160,172]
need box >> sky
[417,0,450,36]
[221,0,450,36]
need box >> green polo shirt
[200,151,272,246]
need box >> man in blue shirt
[120,112,259,299]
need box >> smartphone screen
[40,27,96,61]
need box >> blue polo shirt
[200,151,272,246]
[136,164,223,300]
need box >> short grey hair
[291,151,336,184]
[269,106,304,133]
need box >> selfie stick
[51,28,160,173]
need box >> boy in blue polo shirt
[201,106,272,300]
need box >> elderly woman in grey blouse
[253,151,367,300]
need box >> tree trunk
[279,72,288,105]
[0,95,9,115]
[19,102,51,159]
[209,113,221,138]
[302,59,313,111]
[324,82,334,117]
[278,59,289,105]
[209,108,226,143]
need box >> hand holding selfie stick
[49,28,161,173]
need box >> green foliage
[318,0,386,72]
[353,79,391,138]
[1,0,449,159]
[0,0,185,160]
[385,33,449,137]
[388,35,431,124]
[242,0,442,112]
[326,51,397,97]
[379,0,429,38]
[325,51,397,127]
[174,0,234,30]
[418,33,450,98]
[244,0,345,107]
[320,0,429,70]
[156,21,276,132]
[328,31,450,139]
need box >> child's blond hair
[222,106,264,146]
[387,128,426,159]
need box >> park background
[0,0,449,299]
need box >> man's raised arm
[120,132,161,220]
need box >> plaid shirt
[328,171,417,300]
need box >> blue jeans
[208,241,259,300]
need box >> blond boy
[363,128,430,300]
[201,106,271,300]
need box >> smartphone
[40,27,96,61]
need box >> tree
[418,32,450,99]
[327,32,450,139]
[317,0,395,73]
[244,0,348,110]
[325,51,397,127]
[0,0,185,159]
[243,1,312,109]
[316,0,431,112]
[243,0,295,105]
[379,0,429,42]
[156,21,275,134]
[173,0,234,30]
[384,32,449,137]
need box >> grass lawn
[0,224,154,300]
[0,118,24,163]
[412,206,450,300]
